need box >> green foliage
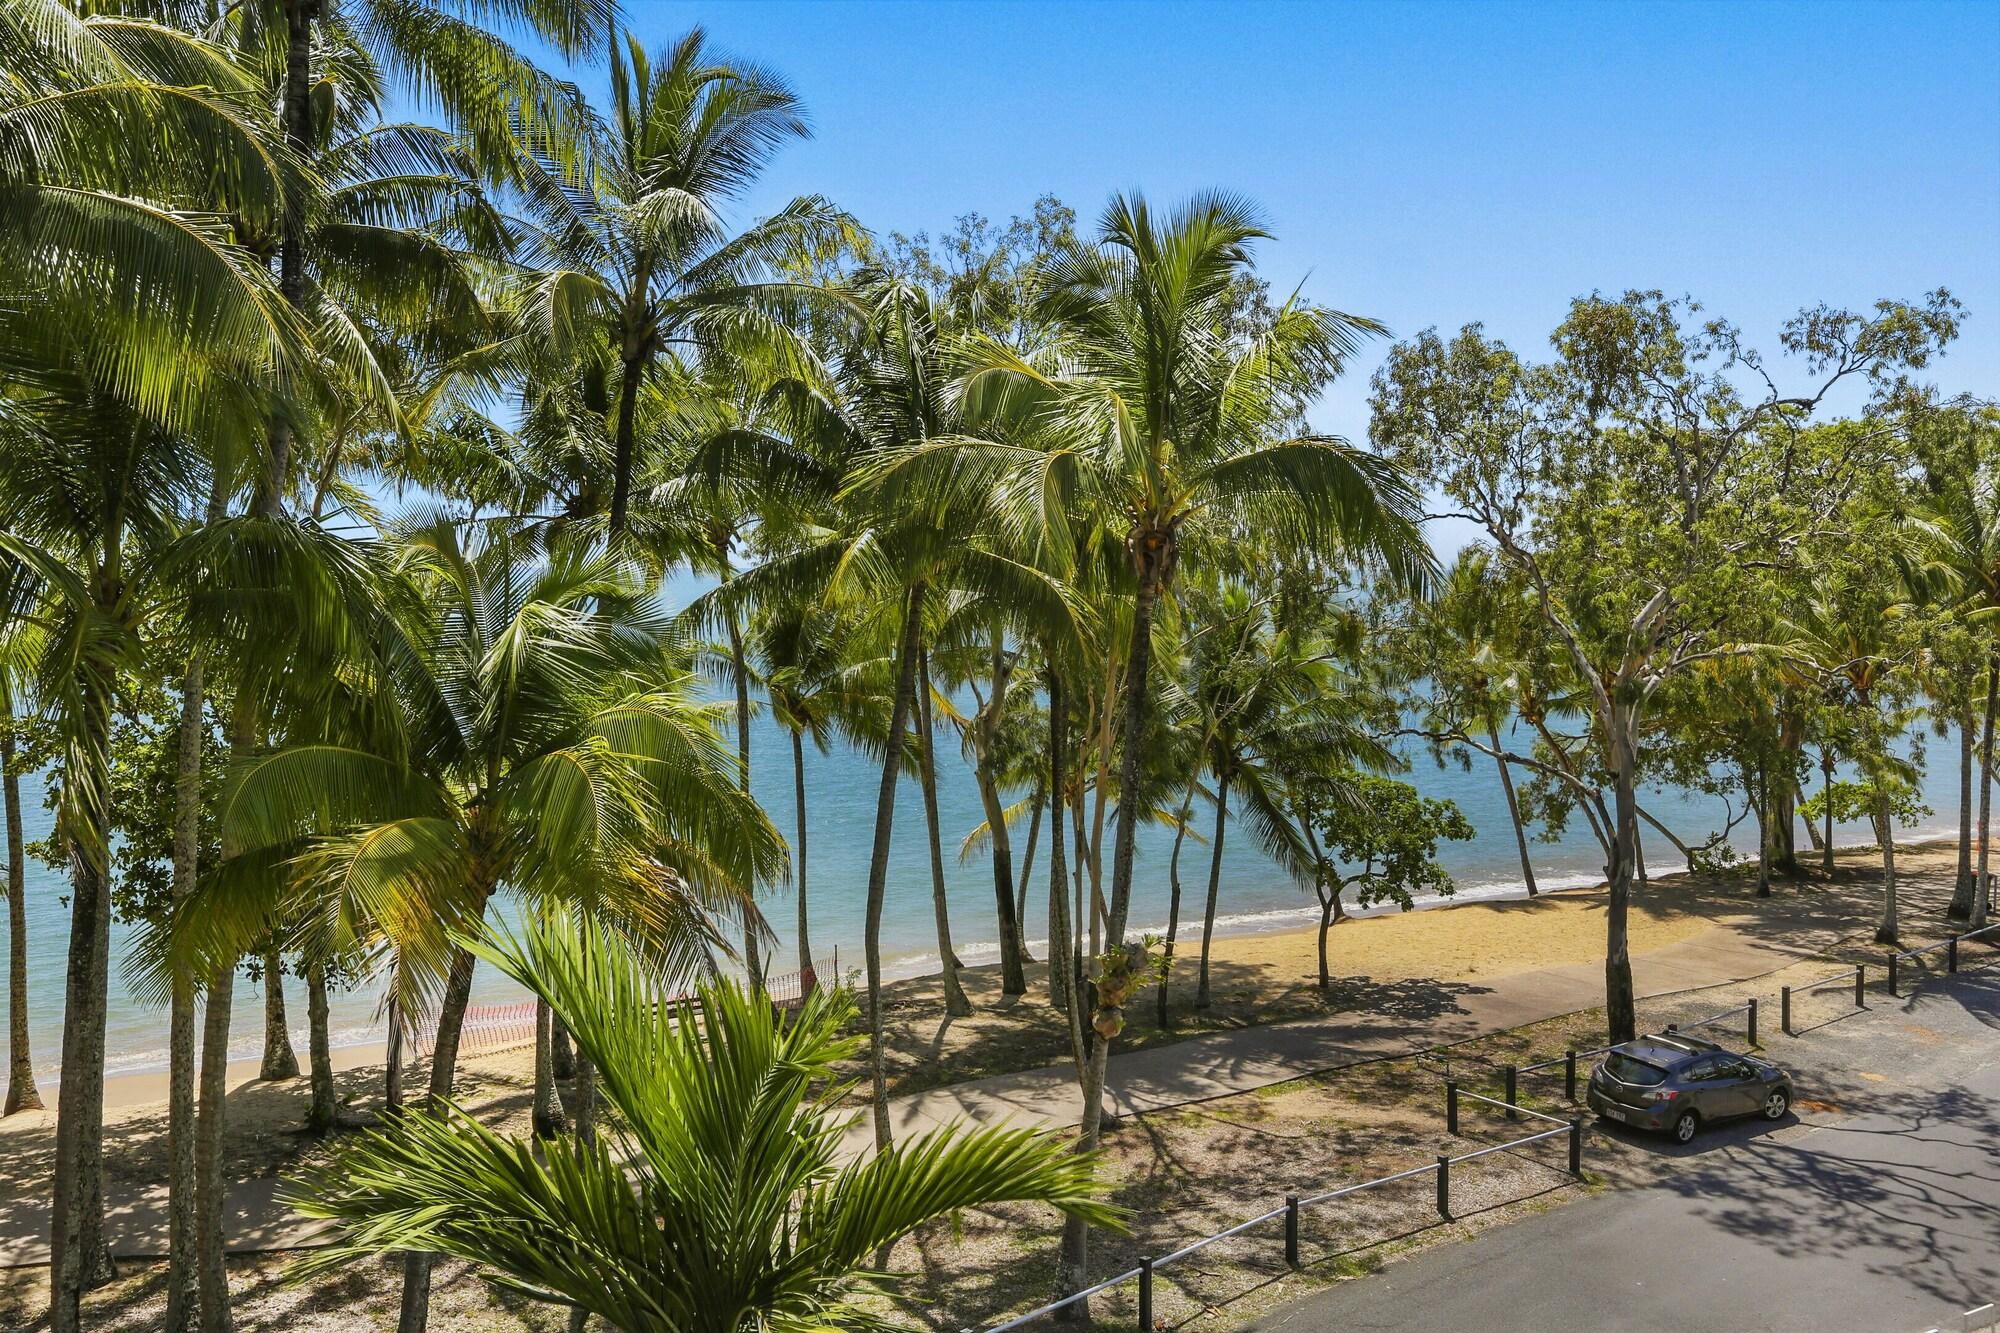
[288,914,1122,1330]
[1296,771,1474,913]
[1800,777,1929,833]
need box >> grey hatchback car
[1586,1033,1792,1143]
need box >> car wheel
[1762,1089,1790,1121]
[1672,1110,1700,1143]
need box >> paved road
[1258,969,2000,1332]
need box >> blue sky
[574,0,1999,452]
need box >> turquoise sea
[9,703,1968,1085]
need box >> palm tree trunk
[974,753,1026,994]
[1156,788,1195,1028]
[383,1006,407,1118]
[159,661,197,1326]
[195,979,233,1333]
[396,940,481,1333]
[863,584,925,1150]
[1974,656,1996,931]
[1486,713,1537,896]
[258,949,298,1080]
[975,632,1028,995]
[606,351,644,536]
[1196,770,1231,1010]
[1821,750,1837,876]
[304,964,335,1133]
[49,614,119,1332]
[1016,788,1043,957]
[1086,669,1116,956]
[917,649,971,1017]
[1952,686,1988,920]
[721,580,761,986]
[550,1011,574,1080]
[1070,782,1087,1008]
[791,727,814,985]
[1055,546,1163,1320]
[531,996,563,1138]
[2,711,40,1115]
[1046,674,1074,1020]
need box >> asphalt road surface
[1259,968,2000,1332]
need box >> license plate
[1604,1105,1628,1124]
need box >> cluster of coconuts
[1090,940,1151,1040]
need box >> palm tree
[1422,549,1540,895]
[290,913,1119,1331]
[705,275,1079,1150]
[1915,406,2000,928]
[858,192,1428,1313]
[748,601,889,983]
[1176,586,1391,1010]
[515,27,850,536]
[1785,585,1919,944]
[176,522,784,1333]
[1,667,39,1116]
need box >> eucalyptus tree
[864,192,1427,1315]
[290,915,1120,1332]
[1371,293,1959,1040]
[515,27,850,536]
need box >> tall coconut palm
[748,600,890,983]
[1784,585,1919,944]
[703,274,1081,1150]
[1915,407,2000,928]
[1175,586,1392,1010]
[171,522,784,1333]
[0,658,40,1116]
[857,192,1429,1314]
[514,26,850,536]
[289,913,1119,1332]
[1421,549,1540,895]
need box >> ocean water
[8,705,1969,1085]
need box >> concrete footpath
[0,909,1837,1268]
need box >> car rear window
[1605,1052,1668,1086]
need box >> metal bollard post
[1284,1194,1300,1268]
[1888,954,1899,998]
[1949,935,1959,974]
[1565,1049,1578,1101]
[1137,1257,1152,1330]
[1504,1064,1518,1119]
[1569,1118,1583,1177]
[1446,1079,1459,1135]
[1747,997,1758,1047]
[1855,964,1865,1009]
[1436,1154,1451,1220]
[1781,986,1792,1037]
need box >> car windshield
[1605,1052,1669,1086]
